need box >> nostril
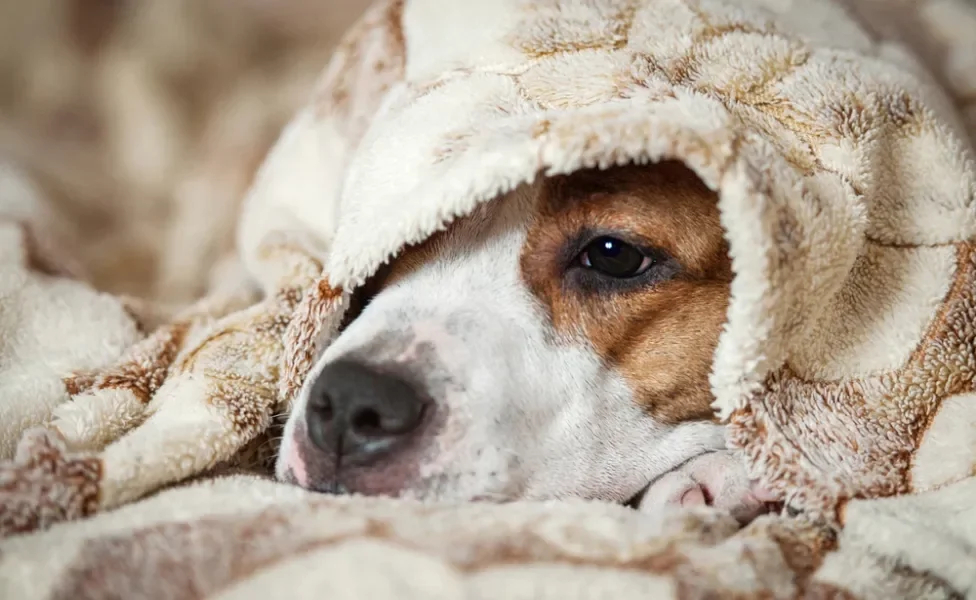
[349,401,428,438]
[307,360,432,460]
[350,407,383,436]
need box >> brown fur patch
[378,233,447,288]
[520,162,731,424]
[367,162,730,425]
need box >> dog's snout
[305,360,430,464]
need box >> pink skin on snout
[284,430,310,488]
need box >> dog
[276,161,773,523]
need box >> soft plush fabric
[0,0,366,303]
[0,474,973,600]
[0,163,140,460]
[1,0,976,598]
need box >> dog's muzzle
[280,345,447,497]
[305,360,432,467]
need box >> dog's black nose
[305,360,429,464]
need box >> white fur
[277,183,727,503]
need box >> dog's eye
[579,237,654,278]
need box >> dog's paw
[636,451,779,525]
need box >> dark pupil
[585,237,644,277]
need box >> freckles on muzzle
[280,358,449,496]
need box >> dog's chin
[278,461,658,507]
[281,469,660,510]
[277,430,667,507]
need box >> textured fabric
[0,163,139,462]
[2,0,976,598]
[2,475,974,599]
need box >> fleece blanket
[2,0,976,598]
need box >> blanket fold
[2,475,975,599]
[2,0,976,598]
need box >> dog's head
[276,162,732,504]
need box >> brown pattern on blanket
[11,480,963,600]
[63,322,191,404]
[314,0,407,143]
[48,499,838,600]
[0,430,101,536]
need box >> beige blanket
[0,473,972,599]
[2,0,976,598]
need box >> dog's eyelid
[563,260,682,296]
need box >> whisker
[257,438,283,448]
